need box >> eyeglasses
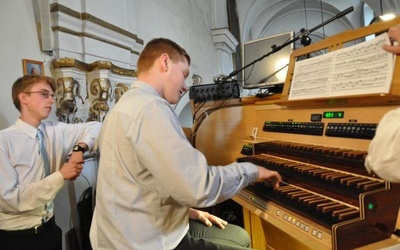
[24,91,57,100]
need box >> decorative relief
[114,83,129,103]
[192,74,203,86]
[55,77,85,123]
[52,58,136,124]
[87,78,111,122]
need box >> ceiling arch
[238,0,400,44]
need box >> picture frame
[22,59,44,75]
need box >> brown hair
[137,38,191,75]
[12,74,56,111]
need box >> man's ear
[19,92,29,105]
[160,53,169,72]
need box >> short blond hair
[12,75,56,111]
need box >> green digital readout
[323,111,344,119]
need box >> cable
[319,0,326,40]
[191,99,230,148]
[303,0,308,30]
[192,101,206,123]
[81,173,92,188]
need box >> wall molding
[50,3,144,67]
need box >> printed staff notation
[289,33,393,100]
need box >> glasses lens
[26,91,56,100]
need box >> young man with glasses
[0,74,101,250]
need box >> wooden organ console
[191,17,400,250]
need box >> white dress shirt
[90,81,259,250]
[0,118,101,230]
[365,107,400,182]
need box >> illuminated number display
[323,111,344,119]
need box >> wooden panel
[355,238,400,250]
[193,105,258,165]
[233,195,331,250]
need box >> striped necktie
[37,129,50,176]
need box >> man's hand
[189,208,228,229]
[59,152,84,181]
[256,166,282,188]
[383,24,400,55]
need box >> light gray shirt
[90,81,259,250]
[365,107,400,182]
[0,119,101,230]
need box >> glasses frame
[24,91,57,100]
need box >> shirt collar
[15,118,42,139]
[131,81,161,97]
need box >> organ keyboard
[190,16,400,250]
[237,140,400,249]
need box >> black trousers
[174,219,252,250]
[0,217,62,250]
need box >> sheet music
[289,33,394,100]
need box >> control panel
[189,81,240,103]
[263,121,325,136]
[237,190,327,242]
[325,123,377,139]
[261,120,378,139]
[240,144,254,155]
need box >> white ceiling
[237,0,400,47]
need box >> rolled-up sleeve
[365,108,400,182]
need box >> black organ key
[321,203,347,213]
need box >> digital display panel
[323,111,344,119]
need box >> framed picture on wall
[22,59,44,75]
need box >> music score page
[289,33,394,100]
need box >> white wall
[133,0,219,83]
[0,1,54,128]
[0,0,221,131]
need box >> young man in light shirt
[90,38,282,250]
